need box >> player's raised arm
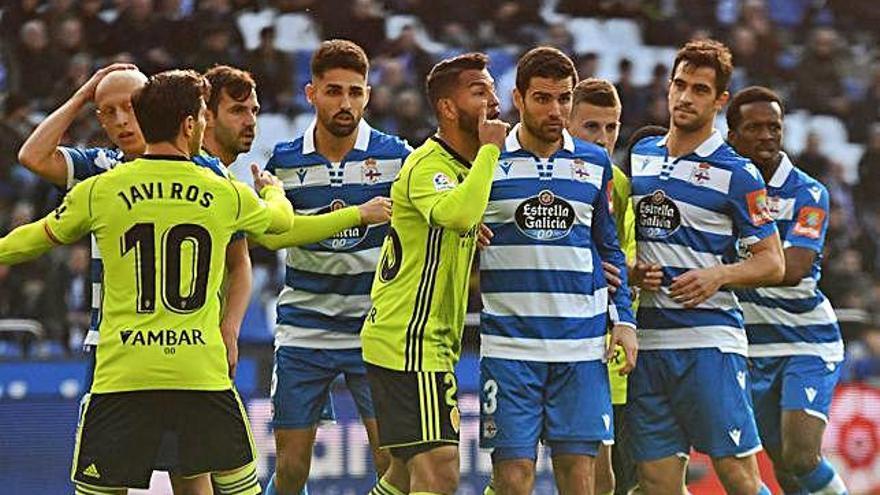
[18,63,137,187]
[410,107,507,233]
[254,196,390,249]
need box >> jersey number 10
[121,223,212,314]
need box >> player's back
[54,156,268,393]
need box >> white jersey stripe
[638,240,723,269]
[285,247,380,275]
[274,326,362,349]
[483,289,608,319]
[481,334,606,362]
[640,287,738,311]
[480,245,595,273]
[740,298,837,327]
[748,341,845,361]
[276,288,372,318]
[638,326,749,355]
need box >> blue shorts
[480,357,612,461]
[750,355,842,448]
[627,348,761,462]
[271,346,374,429]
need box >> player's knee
[410,448,460,494]
[495,460,535,493]
[714,462,761,495]
[780,446,821,476]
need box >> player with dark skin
[727,93,832,494]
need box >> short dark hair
[573,78,620,108]
[311,39,369,79]
[425,52,489,112]
[671,39,733,96]
[204,65,256,113]
[726,85,784,132]
[132,70,210,144]
[515,46,578,95]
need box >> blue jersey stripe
[637,306,743,330]
[481,312,608,340]
[480,269,602,295]
[277,305,364,333]
[285,267,375,296]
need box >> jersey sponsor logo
[378,227,403,282]
[362,158,382,184]
[792,206,825,239]
[119,328,207,347]
[689,162,712,185]
[636,190,681,239]
[746,189,773,226]
[514,189,575,241]
[317,199,369,250]
[433,172,455,191]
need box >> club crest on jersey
[792,206,825,239]
[689,162,712,185]
[318,199,369,250]
[515,189,575,241]
[636,190,681,239]
[361,158,382,184]
[746,189,774,226]
[483,417,497,439]
[572,159,591,181]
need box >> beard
[671,106,711,132]
[323,110,359,137]
[456,108,480,136]
[522,112,564,144]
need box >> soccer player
[626,39,785,495]
[567,77,645,495]
[0,69,294,495]
[478,47,636,495]
[360,52,508,495]
[257,40,404,495]
[727,86,848,495]
[17,65,250,492]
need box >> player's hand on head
[477,223,494,250]
[602,261,622,293]
[670,267,724,308]
[631,261,663,291]
[478,105,509,150]
[607,324,638,375]
[251,164,282,193]
[359,196,392,225]
[77,63,139,102]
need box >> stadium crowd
[0,0,878,382]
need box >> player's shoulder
[269,137,309,168]
[62,146,125,168]
[787,163,828,204]
[570,136,611,165]
[708,141,764,180]
[192,153,229,178]
[404,137,453,171]
[630,134,666,156]
[366,128,413,157]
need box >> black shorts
[366,363,460,459]
[71,389,255,489]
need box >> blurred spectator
[574,53,598,81]
[9,19,66,106]
[188,24,244,72]
[850,64,880,143]
[544,23,575,56]
[317,0,386,57]
[616,58,646,141]
[857,125,880,211]
[365,85,397,133]
[794,27,850,117]
[60,243,91,351]
[105,0,176,74]
[797,131,832,182]
[379,25,434,88]
[52,17,88,58]
[841,327,880,384]
[393,88,433,146]
[0,94,33,185]
[487,1,543,46]
[0,0,41,45]
[77,0,111,55]
[39,0,76,34]
[245,27,295,114]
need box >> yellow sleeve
[44,178,93,245]
[233,182,294,235]
[409,144,499,232]
[611,165,636,264]
[0,219,57,264]
[252,206,361,249]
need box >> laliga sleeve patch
[746,189,773,226]
[792,206,825,239]
[433,172,456,191]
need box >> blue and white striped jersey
[736,153,843,361]
[630,130,778,356]
[265,119,410,349]
[61,146,229,348]
[479,126,636,363]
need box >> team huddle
[0,36,848,495]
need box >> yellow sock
[483,482,496,495]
